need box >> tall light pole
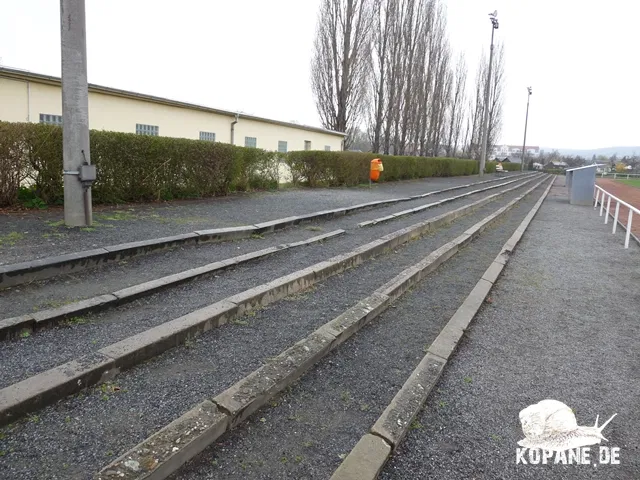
[521,87,532,171]
[61,0,94,226]
[479,10,499,176]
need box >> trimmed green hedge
[285,151,478,187]
[0,122,278,206]
[0,122,482,207]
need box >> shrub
[285,151,478,187]
[0,122,279,207]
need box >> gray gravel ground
[0,181,544,388]
[0,175,536,318]
[168,183,544,480]
[380,178,640,480]
[0,173,527,265]
[0,184,546,480]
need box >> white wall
[0,77,343,152]
[0,77,29,121]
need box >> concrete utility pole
[521,87,532,171]
[60,0,93,226]
[479,11,499,177]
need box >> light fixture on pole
[479,10,499,177]
[521,86,532,171]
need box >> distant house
[491,145,540,159]
[545,161,568,169]
[533,162,544,170]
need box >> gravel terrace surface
[0,181,546,387]
[171,179,545,480]
[0,175,538,318]
[381,178,640,480]
[0,172,528,265]
[0,184,546,480]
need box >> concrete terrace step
[0,175,539,336]
[0,177,550,427]
[92,178,552,480]
[0,173,537,289]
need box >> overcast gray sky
[2,0,638,149]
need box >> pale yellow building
[0,67,346,153]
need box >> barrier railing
[594,185,639,248]
[598,172,640,179]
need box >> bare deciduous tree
[444,53,467,157]
[465,43,506,160]
[311,0,373,148]
[311,0,504,158]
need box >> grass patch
[617,178,640,189]
[410,420,423,430]
[305,226,323,232]
[0,232,25,247]
[46,219,65,227]
[340,390,352,403]
[60,316,88,327]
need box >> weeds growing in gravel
[60,316,87,327]
[0,232,24,247]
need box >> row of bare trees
[310,0,506,158]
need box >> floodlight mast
[479,10,499,176]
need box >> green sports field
[616,178,640,189]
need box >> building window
[245,136,257,148]
[278,141,288,153]
[324,145,331,151]
[39,114,63,125]
[304,140,311,151]
[200,131,216,142]
[136,124,159,136]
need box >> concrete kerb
[94,175,547,480]
[408,171,534,200]
[358,174,541,228]
[96,400,229,480]
[0,230,345,340]
[0,174,538,290]
[0,177,549,429]
[329,434,392,480]
[329,176,555,479]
